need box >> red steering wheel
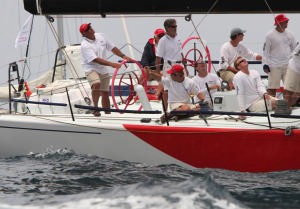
[111,59,147,111]
[182,36,212,74]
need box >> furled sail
[24,0,300,15]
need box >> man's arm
[111,47,131,61]
[220,46,238,73]
[155,56,162,74]
[93,57,121,69]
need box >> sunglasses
[237,59,247,66]
[169,25,177,28]
[172,72,184,77]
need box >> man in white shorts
[284,44,300,107]
[160,64,205,123]
[233,56,277,119]
[263,14,297,97]
[80,23,131,116]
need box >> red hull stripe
[123,124,300,172]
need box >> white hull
[0,114,188,167]
[1,96,300,173]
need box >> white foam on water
[0,190,247,209]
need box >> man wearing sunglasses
[219,27,262,90]
[80,23,131,116]
[155,19,183,110]
[155,18,183,77]
[140,28,165,81]
[233,56,278,119]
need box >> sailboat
[0,0,299,173]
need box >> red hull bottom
[124,124,300,172]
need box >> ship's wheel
[111,59,147,111]
[182,36,212,75]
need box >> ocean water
[0,149,300,209]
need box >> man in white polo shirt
[155,18,183,77]
[155,19,183,110]
[80,23,131,116]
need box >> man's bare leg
[101,91,111,114]
[267,89,277,97]
[91,83,101,116]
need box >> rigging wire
[184,0,222,78]
[46,16,91,101]
[21,15,35,80]
[187,0,219,38]
[264,0,285,32]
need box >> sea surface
[0,148,300,209]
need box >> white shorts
[268,66,287,89]
[284,68,300,93]
[86,70,110,92]
[248,96,276,112]
[219,70,235,83]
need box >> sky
[1,0,300,85]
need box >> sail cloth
[24,0,300,15]
[15,15,33,48]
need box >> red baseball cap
[154,28,165,36]
[79,23,91,33]
[274,14,289,25]
[167,64,184,74]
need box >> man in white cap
[218,27,262,90]
[80,23,131,116]
[263,14,298,97]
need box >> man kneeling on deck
[160,64,205,123]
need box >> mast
[56,15,64,61]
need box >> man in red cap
[140,28,165,81]
[263,14,297,97]
[79,23,131,116]
[160,64,205,123]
